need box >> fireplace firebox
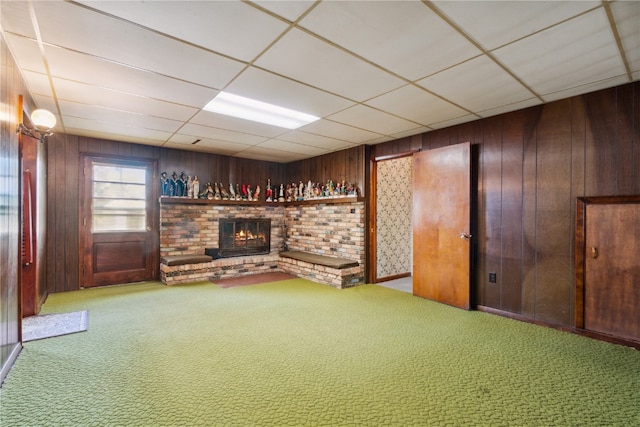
[218,219,271,258]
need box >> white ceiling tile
[66,127,166,147]
[2,35,46,74]
[253,1,316,22]
[541,75,631,104]
[434,0,600,50]
[275,131,354,151]
[189,110,287,139]
[226,66,355,117]
[428,114,480,130]
[610,1,640,76]
[236,146,308,163]
[366,84,470,127]
[43,45,217,107]
[178,123,267,146]
[32,1,245,89]
[50,78,198,121]
[77,1,289,62]
[255,139,328,156]
[477,98,542,119]
[0,1,35,38]
[255,28,405,102]
[64,116,173,141]
[391,127,431,140]
[299,119,384,144]
[21,71,54,99]
[416,55,536,112]
[328,104,421,136]
[58,100,183,133]
[166,135,251,156]
[493,9,628,97]
[300,0,481,80]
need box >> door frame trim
[575,195,640,329]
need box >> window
[92,163,146,232]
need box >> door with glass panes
[80,156,158,287]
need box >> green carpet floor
[0,279,638,426]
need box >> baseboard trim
[476,305,640,350]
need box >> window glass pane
[91,162,147,232]
[93,165,145,183]
[93,182,145,199]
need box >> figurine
[278,184,285,202]
[192,176,200,199]
[160,172,170,196]
[236,184,242,200]
[187,176,193,199]
[253,185,260,201]
[266,179,273,202]
[220,183,230,200]
[229,183,236,199]
[214,182,221,200]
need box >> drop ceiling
[1,1,638,163]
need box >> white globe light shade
[31,109,56,131]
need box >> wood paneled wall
[46,137,286,293]
[0,37,33,382]
[372,82,640,327]
[285,145,367,196]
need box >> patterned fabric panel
[376,157,413,279]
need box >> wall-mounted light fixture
[17,108,57,143]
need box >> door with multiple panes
[80,156,158,287]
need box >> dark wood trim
[376,272,411,283]
[575,198,587,329]
[478,305,640,350]
[373,150,419,162]
[159,196,365,206]
[368,158,377,283]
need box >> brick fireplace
[159,198,365,286]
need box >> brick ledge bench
[160,254,280,285]
[278,250,363,289]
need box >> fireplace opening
[219,219,271,258]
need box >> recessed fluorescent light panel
[203,92,320,129]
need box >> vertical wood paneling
[584,88,619,196]
[480,116,503,308]
[534,99,573,325]
[521,107,540,318]
[500,111,524,313]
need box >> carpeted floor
[1,279,638,426]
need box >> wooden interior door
[413,142,471,309]
[581,200,640,343]
[80,156,158,287]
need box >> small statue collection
[161,172,358,202]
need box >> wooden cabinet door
[583,202,640,342]
[413,143,471,309]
